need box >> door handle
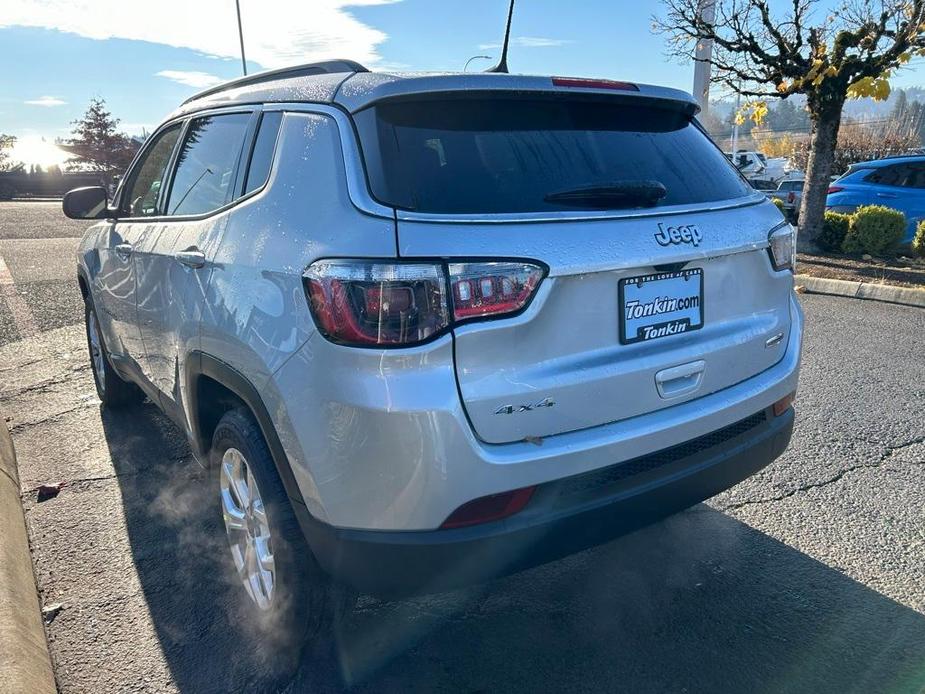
[655,360,706,399]
[114,243,133,259]
[175,248,206,269]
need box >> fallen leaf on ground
[36,482,64,502]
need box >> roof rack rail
[181,59,368,105]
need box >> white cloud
[479,36,573,50]
[1,0,399,68]
[24,95,66,107]
[517,37,573,48]
[155,70,224,88]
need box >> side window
[865,164,910,187]
[123,125,181,217]
[905,163,925,189]
[165,112,251,216]
[243,111,283,195]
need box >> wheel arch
[187,351,307,508]
[76,267,90,301]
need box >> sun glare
[9,136,71,169]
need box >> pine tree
[64,98,138,173]
[0,134,16,172]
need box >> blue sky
[3,0,925,165]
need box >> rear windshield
[354,96,752,214]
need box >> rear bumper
[295,406,794,596]
[274,294,803,531]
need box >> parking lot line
[0,254,38,339]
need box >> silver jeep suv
[65,60,802,666]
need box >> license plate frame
[618,268,704,345]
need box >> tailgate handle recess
[655,360,705,399]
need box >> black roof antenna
[487,0,515,73]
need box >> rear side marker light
[440,486,536,529]
[827,186,844,194]
[304,260,546,347]
[773,392,796,417]
[552,76,639,91]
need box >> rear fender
[185,351,307,509]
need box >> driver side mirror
[63,186,111,220]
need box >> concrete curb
[0,420,56,693]
[795,274,925,309]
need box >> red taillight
[440,486,536,529]
[827,186,844,194]
[552,76,639,91]
[448,262,544,320]
[304,262,449,346]
[304,260,546,347]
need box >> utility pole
[692,0,715,117]
[235,0,247,76]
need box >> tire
[211,408,353,687]
[84,300,144,408]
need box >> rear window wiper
[543,181,667,209]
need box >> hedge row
[817,205,906,256]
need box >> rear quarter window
[243,111,283,195]
[355,96,752,214]
[864,164,913,187]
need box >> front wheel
[211,408,353,686]
[84,301,143,408]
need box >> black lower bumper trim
[294,408,794,597]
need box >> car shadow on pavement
[101,404,925,694]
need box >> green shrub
[818,211,852,252]
[842,205,906,256]
[914,220,925,258]
[771,197,786,213]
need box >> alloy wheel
[220,447,276,611]
[87,310,106,394]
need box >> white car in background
[768,178,805,215]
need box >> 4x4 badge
[654,222,703,247]
[494,397,555,415]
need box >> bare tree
[654,0,925,249]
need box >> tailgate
[398,202,792,444]
[353,88,793,444]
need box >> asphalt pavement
[1,202,923,693]
[0,202,89,345]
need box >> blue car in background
[827,154,925,244]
